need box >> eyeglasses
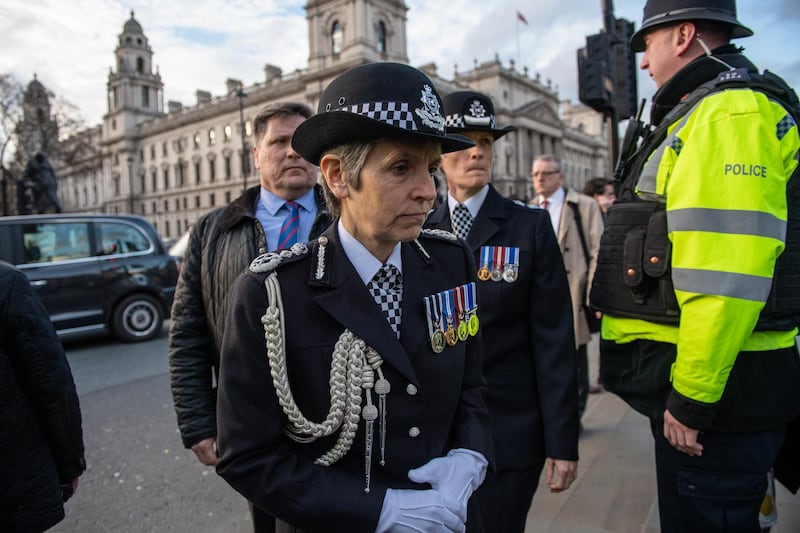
[531,170,560,178]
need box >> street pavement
[54,328,800,532]
[524,337,800,533]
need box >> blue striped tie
[277,201,300,250]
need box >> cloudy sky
[2,0,799,127]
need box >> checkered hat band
[445,114,465,128]
[444,113,496,129]
[342,101,418,131]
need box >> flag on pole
[517,10,529,25]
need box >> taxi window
[21,222,91,264]
[96,221,151,255]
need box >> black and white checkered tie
[452,203,473,240]
[368,264,403,338]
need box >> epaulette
[419,228,458,242]
[249,243,310,274]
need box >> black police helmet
[292,62,474,166]
[630,0,753,52]
[442,91,515,140]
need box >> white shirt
[538,187,565,235]
[337,219,402,285]
[446,184,489,223]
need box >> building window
[141,203,146,214]
[194,132,201,148]
[164,199,169,211]
[142,86,149,107]
[137,57,144,73]
[176,163,185,187]
[194,161,201,184]
[162,142,168,157]
[165,220,170,238]
[241,150,251,176]
[175,198,180,210]
[332,21,343,55]
[140,174,146,193]
[209,159,216,182]
[377,21,386,53]
[224,124,232,141]
[209,193,216,207]
[225,191,232,203]
[151,171,157,191]
[151,201,156,213]
[182,197,187,209]
[208,129,216,146]
[224,156,232,180]
[113,176,120,196]
[195,195,200,208]
[150,145,156,160]
[163,168,170,190]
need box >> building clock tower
[305,0,409,74]
[104,11,164,141]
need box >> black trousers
[576,343,588,418]
[249,501,276,533]
[649,419,785,533]
[475,462,544,533]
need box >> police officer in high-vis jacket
[591,0,800,531]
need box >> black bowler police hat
[292,62,475,165]
[630,0,753,52]
[442,91,515,140]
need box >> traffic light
[577,17,638,118]
[578,31,614,113]
[613,18,638,119]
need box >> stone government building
[22,0,608,241]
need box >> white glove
[376,488,465,533]
[407,449,488,523]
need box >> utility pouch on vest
[591,201,680,323]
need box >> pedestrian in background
[530,154,604,422]
[591,0,800,531]
[582,177,616,219]
[168,102,331,533]
[0,260,85,532]
[425,91,578,533]
[216,62,493,533]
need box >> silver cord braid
[262,271,385,467]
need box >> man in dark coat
[0,260,85,532]
[216,62,493,533]
[425,91,579,533]
[168,102,331,533]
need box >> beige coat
[534,187,604,347]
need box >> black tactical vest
[590,69,800,331]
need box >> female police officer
[216,62,494,533]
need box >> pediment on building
[59,139,101,166]
[516,100,561,127]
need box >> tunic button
[649,256,660,264]
[408,427,421,438]
[627,268,636,277]
[406,384,418,396]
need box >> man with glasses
[531,154,604,423]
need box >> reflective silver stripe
[637,107,697,196]
[672,268,773,302]
[668,208,787,240]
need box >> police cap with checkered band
[292,62,474,165]
[442,91,515,140]
[630,0,753,52]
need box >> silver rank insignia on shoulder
[250,242,309,274]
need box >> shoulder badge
[420,228,458,242]
[250,243,310,274]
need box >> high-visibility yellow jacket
[603,86,800,408]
